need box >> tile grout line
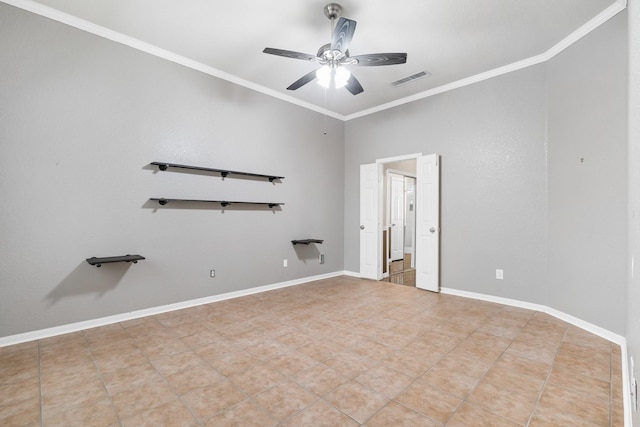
[523,322,569,427]
[84,331,125,427]
[443,305,520,425]
[120,321,206,426]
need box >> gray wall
[547,12,628,334]
[0,4,345,337]
[628,0,640,424]
[344,12,628,334]
[345,66,550,305]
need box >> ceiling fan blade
[263,48,316,61]
[351,53,407,66]
[331,17,357,53]
[287,69,319,90]
[345,74,364,95]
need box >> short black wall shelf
[151,162,284,182]
[150,198,284,208]
[86,255,145,267]
[291,239,324,245]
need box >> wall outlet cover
[210,270,215,278]
[496,269,504,280]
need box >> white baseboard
[1,275,632,426]
[0,270,346,348]
[440,286,632,427]
[440,287,625,344]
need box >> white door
[360,163,380,280]
[389,174,405,261]
[415,154,440,292]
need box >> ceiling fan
[263,3,407,95]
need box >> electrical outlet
[210,270,215,278]
[496,269,504,280]
[283,259,288,268]
[319,253,325,264]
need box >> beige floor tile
[563,326,612,352]
[0,398,41,426]
[0,375,40,406]
[204,399,277,427]
[42,397,118,427]
[447,402,521,427]
[355,364,414,399]
[0,276,622,427]
[266,349,320,376]
[121,399,198,427]
[93,349,149,374]
[325,380,389,424]
[182,379,246,421]
[110,378,178,420]
[467,380,537,425]
[292,362,349,397]
[297,340,345,363]
[167,364,225,395]
[209,349,258,376]
[253,380,318,421]
[101,361,162,395]
[553,342,611,381]
[395,377,462,424]
[366,401,442,426]
[481,364,545,398]
[547,364,610,401]
[493,351,551,381]
[421,362,481,399]
[534,382,610,426]
[282,399,358,427]
[229,363,287,396]
[150,349,205,377]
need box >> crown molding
[0,0,346,121]
[345,0,627,121]
[1,0,627,121]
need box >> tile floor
[0,276,624,426]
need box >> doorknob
[360,225,365,230]
[430,227,436,233]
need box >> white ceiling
[8,0,625,119]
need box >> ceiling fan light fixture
[334,67,350,88]
[316,66,331,88]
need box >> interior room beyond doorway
[381,159,416,287]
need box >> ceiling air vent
[391,71,431,87]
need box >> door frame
[360,153,423,281]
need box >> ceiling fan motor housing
[324,3,343,20]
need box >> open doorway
[359,153,440,292]
[382,160,417,286]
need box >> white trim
[376,153,423,164]
[0,271,345,348]
[0,0,345,121]
[343,270,361,278]
[344,0,627,121]
[440,286,632,425]
[621,341,632,427]
[440,287,624,344]
[0,0,626,122]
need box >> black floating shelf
[292,239,324,245]
[150,198,283,208]
[151,162,284,182]
[86,254,145,268]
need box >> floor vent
[391,71,431,87]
